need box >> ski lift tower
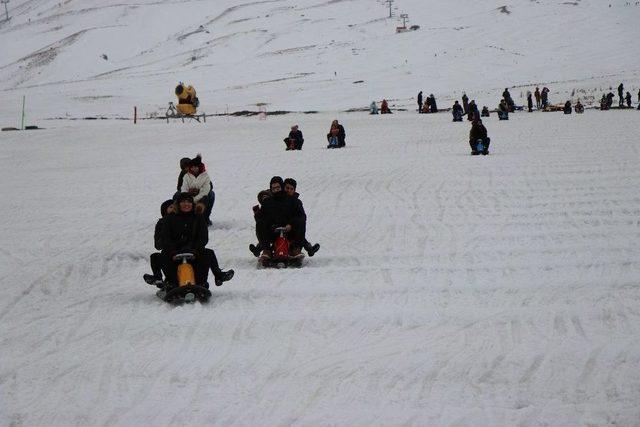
[396,13,409,33]
[1,0,9,22]
[384,0,394,18]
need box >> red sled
[259,227,304,268]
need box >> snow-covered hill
[1,0,639,120]
[2,110,640,426]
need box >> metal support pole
[21,95,25,130]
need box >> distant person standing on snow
[468,100,479,121]
[527,91,533,112]
[618,83,624,107]
[534,87,541,109]
[428,94,438,113]
[462,92,470,116]
[417,91,423,113]
[625,92,632,108]
[541,87,549,109]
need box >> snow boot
[215,269,235,287]
[144,274,164,287]
[249,243,261,257]
[304,242,320,257]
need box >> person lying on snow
[254,176,305,259]
[180,155,214,226]
[160,193,233,290]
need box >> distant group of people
[417,91,438,113]
[600,83,638,110]
[282,120,346,150]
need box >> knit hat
[189,155,203,167]
[160,199,174,217]
[175,192,194,204]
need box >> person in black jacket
[143,199,176,287]
[284,178,320,256]
[618,83,624,107]
[469,119,490,155]
[468,100,479,121]
[161,192,210,288]
[452,101,463,121]
[327,120,346,148]
[284,125,304,150]
[255,176,305,258]
[174,157,191,199]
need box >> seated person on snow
[467,100,479,120]
[174,157,192,199]
[380,99,392,114]
[255,176,305,258]
[284,124,304,150]
[161,193,209,289]
[249,189,273,257]
[143,199,176,287]
[327,119,346,148]
[480,106,490,117]
[563,100,572,114]
[575,100,584,113]
[497,99,509,120]
[452,100,464,121]
[469,119,490,155]
[181,155,214,225]
[283,178,320,257]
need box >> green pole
[21,95,25,130]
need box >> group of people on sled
[143,155,234,293]
[249,176,320,261]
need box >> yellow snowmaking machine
[166,82,205,122]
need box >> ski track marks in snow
[1,111,640,425]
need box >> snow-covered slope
[2,110,640,425]
[1,0,639,119]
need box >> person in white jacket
[181,155,214,225]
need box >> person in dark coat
[174,157,191,199]
[618,83,624,107]
[527,91,533,112]
[625,92,632,108]
[497,99,509,120]
[462,92,469,116]
[249,189,273,256]
[575,100,584,113]
[143,199,176,287]
[255,176,305,258]
[469,119,490,155]
[452,100,463,121]
[161,192,210,288]
[380,99,392,114]
[563,100,572,114]
[606,92,614,109]
[284,178,320,256]
[327,119,346,148]
[417,91,423,113]
[284,125,304,150]
[541,87,549,109]
[429,94,438,113]
[502,88,514,112]
[468,100,479,121]
[534,87,541,109]
[480,106,490,117]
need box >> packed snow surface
[1,109,640,426]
